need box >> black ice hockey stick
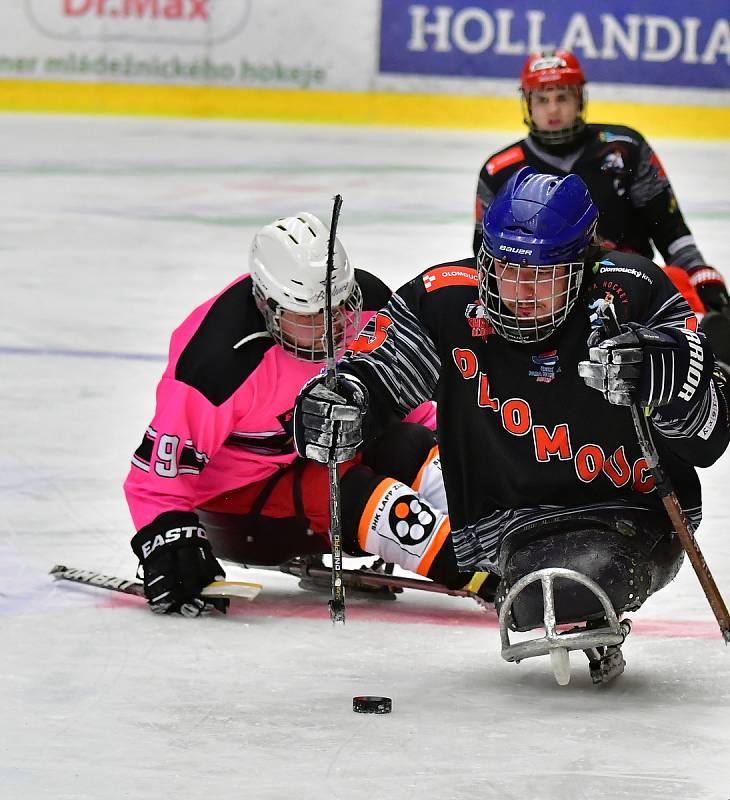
[324,193,346,624]
[599,298,730,643]
[51,562,483,603]
[50,564,262,601]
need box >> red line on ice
[100,593,720,639]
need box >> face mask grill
[477,246,584,343]
[256,283,363,361]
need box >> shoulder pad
[355,268,392,310]
[175,277,275,406]
[486,145,526,177]
[422,265,478,293]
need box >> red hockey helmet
[520,50,587,146]
[520,50,586,93]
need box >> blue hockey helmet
[478,167,598,343]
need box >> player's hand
[688,265,730,314]
[131,512,229,616]
[701,311,730,366]
[578,322,711,413]
[294,373,368,463]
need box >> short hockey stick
[49,564,262,601]
[324,193,346,624]
[598,299,730,643]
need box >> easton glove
[131,511,228,617]
[293,373,368,464]
[578,322,712,416]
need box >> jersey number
[154,434,180,478]
[351,314,393,353]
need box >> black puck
[353,695,392,714]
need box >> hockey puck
[352,695,392,714]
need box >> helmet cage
[249,212,363,362]
[254,282,362,362]
[477,245,585,343]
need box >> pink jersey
[124,272,436,532]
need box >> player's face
[279,309,346,353]
[530,87,580,132]
[279,310,326,352]
[494,261,569,322]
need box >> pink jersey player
[124,212,494,616]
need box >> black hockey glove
[686,267,730,366]
[701,311,730,366]
[131,511,228,617]
[578,322,712,417]
[294,373,368,464]
[688,265,730,314]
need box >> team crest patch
[529,350,561,383]
[465,302,494,339]
[423,266,478,293]
[601,150,625,174]
[389,494,436,545]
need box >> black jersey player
[472,49,730,367]
[295,169,729,681]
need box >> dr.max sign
[380,1,730,88]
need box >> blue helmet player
[473,48,730,370]
[294,168,729,683]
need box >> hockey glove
[685,265,730,367]
[701,311,730,366]
[578,322,712,417]
[294,373,368,464]
[131,511,228,617]
[687,265,730,314]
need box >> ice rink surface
[1,113,729,799]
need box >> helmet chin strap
[529,116,587,149]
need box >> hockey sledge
[498,567,631,686]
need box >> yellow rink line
[1,79,728,140]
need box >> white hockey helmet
[249,212,362,361]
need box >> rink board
[2,78,729,140]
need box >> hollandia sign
[379,1,730,89]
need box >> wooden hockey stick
[49,564,262,601]
[599,299,730,643]
[324,193,346,624]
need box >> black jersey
[473,124,704,271]
[341,252,728,571]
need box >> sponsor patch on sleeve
[698,381,719,441]
[423,266,478,293]
[486,146,525,176]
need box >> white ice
[1,114,729,800]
